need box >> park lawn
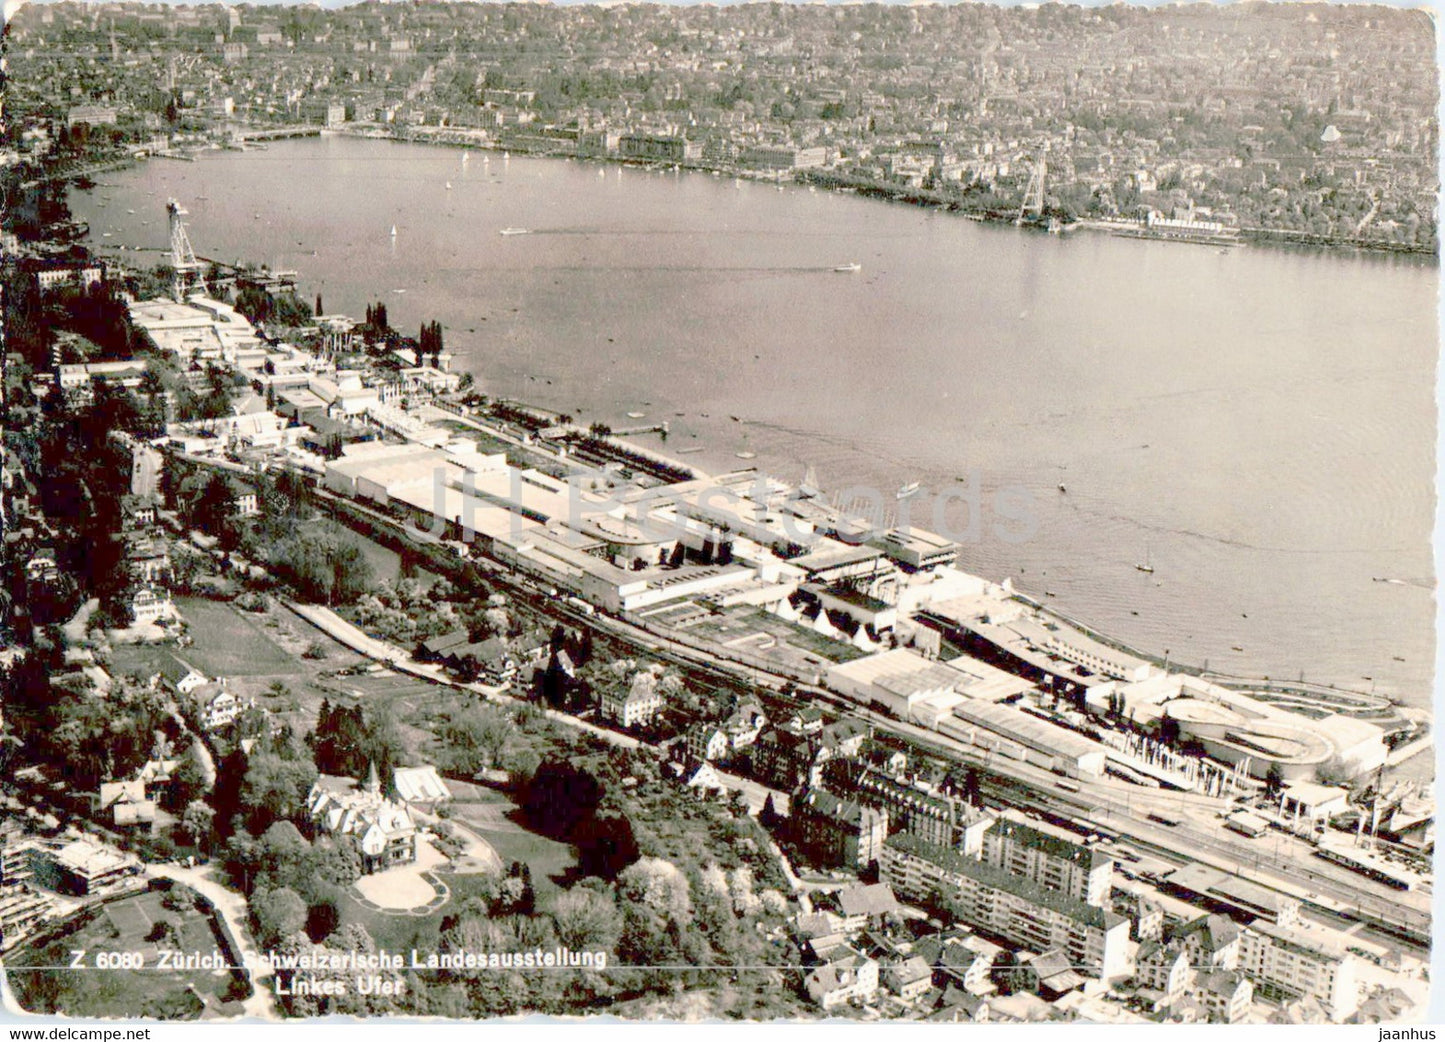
[335,870,497,954]
[9,887,246,1020]
[176,596,302,677]
[468,823,577,897]
[446,796,579,896]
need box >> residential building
[306,769,417,875]
[1237,920,1359,1020]
[978,812,1113,906]
[932,935,1001,995]
[1192,970,1254,1024]
[95,780,156,828]
[792,787,889,871]
[1172,913,1241,971]
[884,955,934,1001]
[1136,938,1193,1005]
[601,671,664,729]
[834,883,900,931]
[803,949,879,1009]
[129,585,177,625]
[189,681,251,732]
[36,839,141,895]
[685,723,729,764]
[880,834,1131,980]
[1026,948,1087,999]
[752,727,822,791]
[722,701,767,750]
[152,656,208,696]
[822,761,993,852]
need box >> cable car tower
[1017,153,1046,225]
[167,198,203,301]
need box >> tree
[252,886,307,945]
[239,753,319,834]
[1265,762,1285,799]
[961,767,983,808]
[758,793,782,830]
[550,886,622,952]
[574,811,640,880]
[520,760,605,839]
[180,800,216,851]
[189,472,238,535]
[991,948,1028,996]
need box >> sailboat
[390,224,398,238]
[445,181,452,190]
[1135,546,1154,574]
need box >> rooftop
[885,833,1126,932]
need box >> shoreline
[186,125,1445,262]
[51,138,1435,721]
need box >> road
[147,863,277,1020]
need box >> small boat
[1232,645,1244,652]
[390,225,397,237]
[599,169,606,178]
[627,412,645,419]
[462,153,469,164]
[1393,655,1406,662]
[1135,546,1154,573]
[445,181,452,190]
[125,209,135,215]
[676,447,705,455]
[833,262,861,273]
[1045,591,1056,598]
[503,151,511,159]
[736,451,757,460]
[897,482,921,500]
[499,227,530,236]
[1058,484,1067,493]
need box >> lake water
[71,135,1438,718]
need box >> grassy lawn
[176,596,301,677]
[335,868,497,953]
[447,794,579,897]
[9,886,247,1019]
[109,642,191,684]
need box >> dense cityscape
[0,0,1437,1028]
[2,1,1438,249]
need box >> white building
[881,834,1131,981]
[306,770,418,875]
[1238,920,1358,1020]
[602,671,665,729]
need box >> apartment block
[880,834,1131,980]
